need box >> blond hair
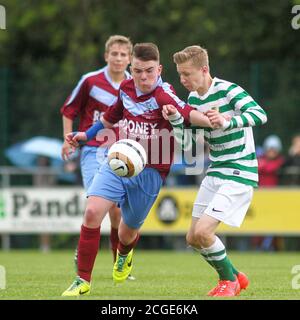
[105,35,133,54]
[173,45,209,68]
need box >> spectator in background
[283,133,300,185]
[60,156,82,185]
[258,135,285,187]
[255,135,285,251]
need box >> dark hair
[132,43,160,62]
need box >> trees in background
[0,0,299,162]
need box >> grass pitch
[0,250,299,300]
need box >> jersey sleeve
[60,76,89,120]
[103,94,124,124]
[159,83,194,125]
[225,84,268,130]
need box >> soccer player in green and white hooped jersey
[162,45,267,297]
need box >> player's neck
[108,70,126,84]
[196,75,213,96]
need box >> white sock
[200,236,225,256]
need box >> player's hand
[162,104,177,120]
[65,131,87,148]
[223,114,232,122]
[206,110,229,129]
[61,140,75,161]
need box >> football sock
[77,224,100,282]
[204,253,239,276]
[230,262,239,276]
[110,227,119,262]
[118,233,140,256]
[200,236,236,281]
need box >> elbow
[262,113,268,125]
[258,108,268,125]
[100,116,113,128]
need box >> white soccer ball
[107,139,147,178]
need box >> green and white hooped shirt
[174,77,267,187]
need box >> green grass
[0,250,299,300]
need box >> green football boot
[113,249,134,284]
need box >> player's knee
[84,206,100,226]
[194,227,212,246]
[186,232,197,247]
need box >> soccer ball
[108,139,147,177]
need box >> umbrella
[22,136,63,160]
[5,136,79,183]
[5,136,64,168]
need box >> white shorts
[192,176,253,227]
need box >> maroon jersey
[60,66,131,147]
[103,77,194,179]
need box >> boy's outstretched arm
[206,89,268,131]
[163,104,213,128]
[65,116,114,148]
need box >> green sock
[201,252,236,281]
[200,236,237,281]
[230,262,239,276]
[202,257,239,276]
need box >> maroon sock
[110,227,119,262]
[77,225,100,282]
[118,234,140,256]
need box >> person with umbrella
[5,136,66,252]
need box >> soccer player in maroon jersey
[60,35,134,278]
[62,43,213,296]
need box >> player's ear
[158,64,163,75]
[104,52,108,63]
[126,52,131,65]
[202,65,209,74]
